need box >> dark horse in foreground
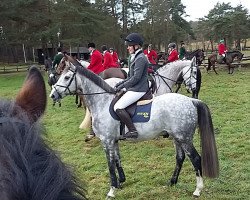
[207,50,244,74]
[0,66,87,199]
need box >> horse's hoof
[193,194,200,198]
[84,134,95,142]
[117,182,123,189]
[168,179,177,186]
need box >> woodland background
[0,0,250,63]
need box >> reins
[153,62,198,93]
[54,67,116,96]
[152,72,176,92]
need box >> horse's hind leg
[169,141,185,185]
[229,65,234,74]
[181,142,203,197]
[212,64,218,74]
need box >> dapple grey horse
[50,55,219,199]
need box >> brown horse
[99,67,128,79]
[207,50,244,74]
[185,49,205,66]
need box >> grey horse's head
[182,57,198,92]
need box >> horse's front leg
[192,90,198,99]
[175,83,182,93]
[103,140,118,198]
[114,140,126,187]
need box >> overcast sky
[181,0,250,21]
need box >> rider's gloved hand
[114,84,126,93]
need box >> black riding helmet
[168,42,176,49]
[125,33,143,46]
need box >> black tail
[193,100,219,178]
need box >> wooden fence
[0,65,43,74]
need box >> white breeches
[114,91,146,111]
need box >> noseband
[53,67,78,98]
[183,65,198,91]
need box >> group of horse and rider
[50,33,199,137]
[48,33,204,140]
[49,37,219,198]
[47,32,243,141]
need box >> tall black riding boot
[116,109,138,138]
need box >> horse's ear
[15,66,47,122]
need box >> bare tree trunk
[121,0,128,58]
[210,39,214,52]
[22,44,27,63]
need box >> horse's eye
[65,76,70,80]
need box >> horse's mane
[186,49,202,55]
[0,100,86,199]
[68,57,115,94]
[157,60,191,74]
[227,50,242,54]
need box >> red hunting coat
[103,51,118,69]
[218,43,227,55]
[143,49,158,64]
[167,49,179,62]
[111,51,119,64]
[87,49,104,74]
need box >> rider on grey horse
[114,33,149,139]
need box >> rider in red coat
[143,44,158,64]
[218,39,227,63]
[109,47,119,65]
[101,45,118,69]
[166,43,179,63]
[87,42,104,74]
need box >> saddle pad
[131,102,152,123]
[109,102,152,123]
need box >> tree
[196,2,250,50]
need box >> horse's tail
[192,100,219,178]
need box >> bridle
[152,62,198,93]
[53,59,115,98]
[52,67,78,99]
[183,64,198,91]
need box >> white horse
[50,55,219,199]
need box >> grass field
[0,66,249,200]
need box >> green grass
[0,66,250,200]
